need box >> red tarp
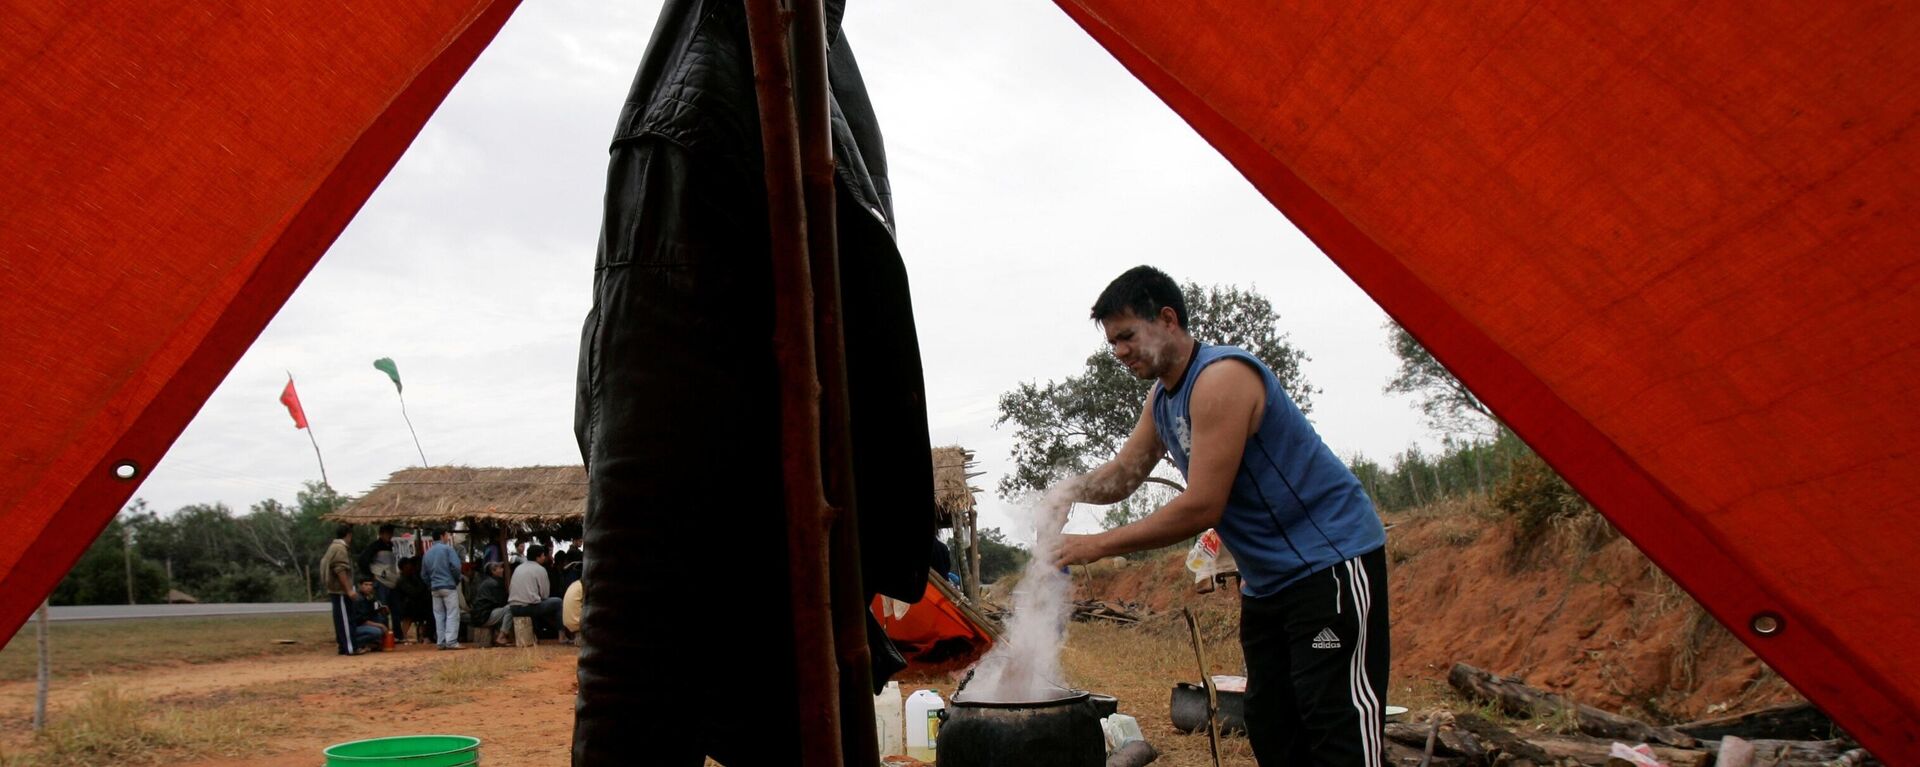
[0,0,520,634]
[3,1,1915,759]
[1057,0,1918,760]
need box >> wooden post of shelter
[742,0,869,764]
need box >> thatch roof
[325,465,585,527]
[932,445,981,517]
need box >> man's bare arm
[1073,401,1164,505]
[1057,361,1262,564]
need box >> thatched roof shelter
[931,445,981,522]
[325,465,585,528]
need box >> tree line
[52,482,348,606]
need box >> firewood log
[1448,663,1696,748]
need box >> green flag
[373,357,402,393]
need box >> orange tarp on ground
[873,575,996,674]
[1057,1,1918,760]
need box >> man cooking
[1054,265,1390,767]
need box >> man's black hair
[527,544,548,560]
[378,524,395,535]
[1090,265,1188,328]
[335,524,353,539]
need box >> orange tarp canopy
[1057,0,1918,760]
[1,0,520,638]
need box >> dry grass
[0,615,329,683]
[0,686,299,766]
[428,647,546,690]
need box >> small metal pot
[938,688,1108,767]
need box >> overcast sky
[135,1,1442,542]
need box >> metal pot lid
[951,687,1089,708]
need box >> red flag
[279,378,309,430]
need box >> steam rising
[963,478,1081,703]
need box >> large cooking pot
[937,688,1109,767]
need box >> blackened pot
[938,689,1107,767]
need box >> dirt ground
[0,506,1806,765]
[0,639,579,765]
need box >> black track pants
[1239,546,1390,767]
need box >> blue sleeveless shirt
[1152,344,1386,597]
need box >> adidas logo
[1312,627,1341,649]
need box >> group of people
[320,523,586,656]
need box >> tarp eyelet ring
[111,461,140,481]
[1751,612,1783,636]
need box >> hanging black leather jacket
[572,1,935,763]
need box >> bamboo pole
[742,1,845,764]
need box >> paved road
[46,603,329,622]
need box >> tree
[1384,321,1495,437]
[996,282,1316,499]
[975,527,1028,583]
[50,514,167,606]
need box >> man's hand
[1055,533,1109,567]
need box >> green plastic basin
[323,735,481,766]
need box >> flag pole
[397,390,428,467]
[306,424,331,490]
[374,358,428,467]
[288,371,331,489]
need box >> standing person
[508,545,563,640]
[358,524,398,604]
[1053,266,1390,767]
[421,528,465,650]
[391,557,432,644]
[319,525,361,655]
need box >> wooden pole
[741,1,846,764]
[122,523,135,605]
[33,599,49,733]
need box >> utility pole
[33,599,49,733]
[122,523,135,605]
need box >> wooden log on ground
[1675,702,1836,741]
[1699,738,1858,763]
[1385,722,1484,760]
[1449,663,1697,748]
[1527,734,1711,767]
[1452,713,1552,766]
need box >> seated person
[391,556,434,644]
[470,560,512,642]
[508,545,566,641]
[562,577,585,641]
[348,577,390,652]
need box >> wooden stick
[741,1,840,765]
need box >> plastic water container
[874,681,905,758]
[1100,713,1144,752]
[904,688,945,761]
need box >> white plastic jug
[873,681,905,759]
[1100,713,1144,752]
[904,688,945,761]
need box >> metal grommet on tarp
[1751,612,1783,636]
[111,461,140,481]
